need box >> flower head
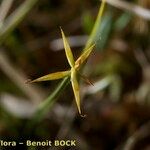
[30,28,95,115]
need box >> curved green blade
[30,70,70,83]
[71,68,81,114]
[60,28,75,67]
[75,44,95,69]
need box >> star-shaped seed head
[29,28,95,115]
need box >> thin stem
[0,0,39,44]
[105,0,150,20]
[0,49,44,104]
[27,77,70,127]
[85,0,106,49]
[123,121,150,150]
[0,0,14,24]
[31,0,106,123]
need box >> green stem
[30,0,106,124]
[29,77,70,126]
[0,0,39,44]
[85,0,106,49]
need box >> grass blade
[60,28,75,67]
[30,71,70,83]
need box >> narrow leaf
[60,28,75,67]
[71,68,81,114]
[75,44,95,69]
[30,70,70,83]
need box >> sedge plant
[29,28,95,115]
[29,0,106,121]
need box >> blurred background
[0,0,150,150]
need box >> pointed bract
[75,44,95,69]
[60,28,75,67]
[29,29,95,116]
[30,71,70,83]
[71,68,81,114]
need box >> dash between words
[0,140,76,147]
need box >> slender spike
[78,73,94,86]
[29,71,70,83]
[71,68,81,114]
[60,27,75,67]
[75,44,95,69]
